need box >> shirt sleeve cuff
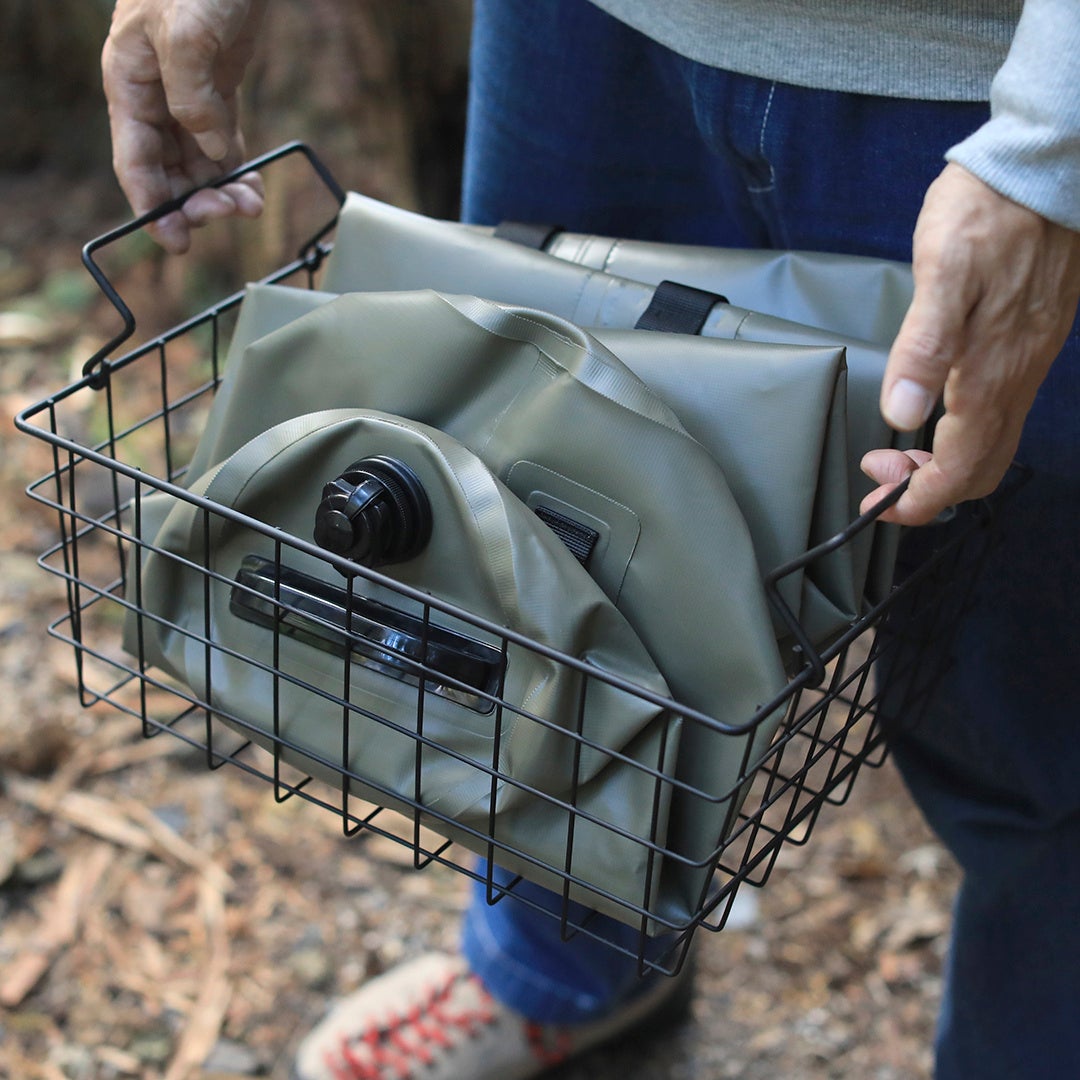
[945,0,1080,231]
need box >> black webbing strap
[634,279,727,335]
[534,505,600,567]
[493,220,563,251]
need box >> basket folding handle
[763,476,912,687]
[80,140,346,389]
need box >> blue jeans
[459,0,1080,1074]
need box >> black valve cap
[313,456,432,571]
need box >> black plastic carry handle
[80,140,346,388]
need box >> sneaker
[292,951,693,1080]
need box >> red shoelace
[326,969,499,1080]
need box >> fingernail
[884,379,935,430]
[198,131,229,162]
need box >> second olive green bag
[130,290,805,928]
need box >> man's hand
[861,163,1080,525]
[102,0,269,253]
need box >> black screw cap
[313,456,432,571]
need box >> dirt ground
[0,138,960,1080]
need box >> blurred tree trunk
[244,0,472,225]
[0,0,114,171]
[220,0,473,282]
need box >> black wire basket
[14,143,1007,976]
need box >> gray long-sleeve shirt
[589,0,1080,229]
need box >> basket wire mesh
[14,143,1006,976]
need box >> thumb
[880,300,951,433]
[880,165,984,433]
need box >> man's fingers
[144,213,188,255]
[878,166,989,433]
[859,449,950,526]
[220,172,265,216]
[880,293,960,431]
[156,3,265,169]
[103,58,174,213]
[861,448,932,486]
[180,186,238,223]
[161,85,233,170]
[155,9,237,162]
[142,171,262,251]
[881,375,937,433]
[103,1,267,253]
[109,122,195,252]
[860,439,1006,526]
